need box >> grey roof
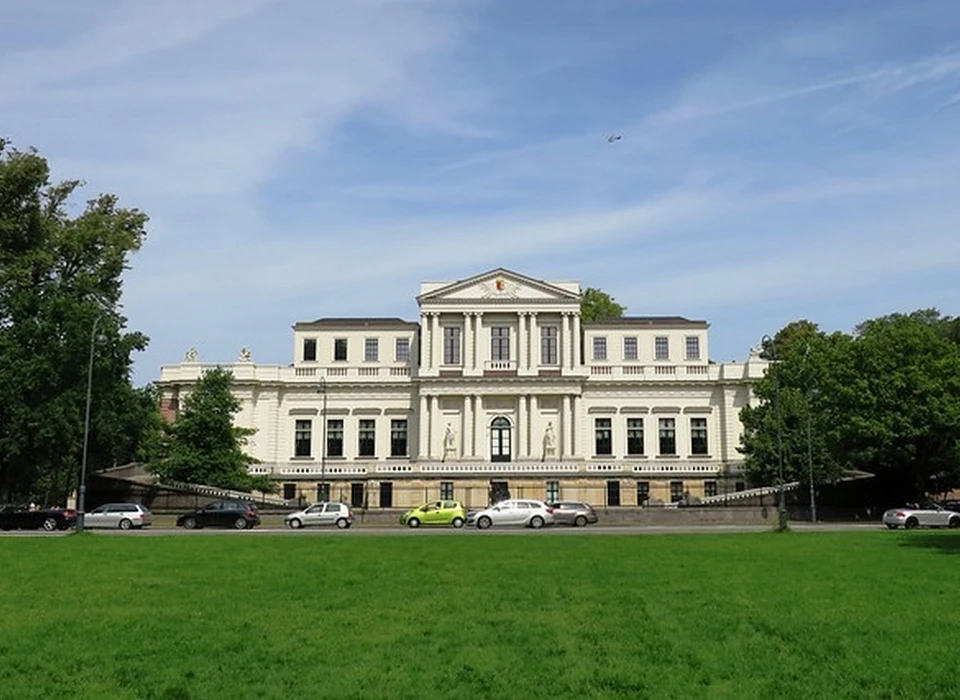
[583,316,708,328]
[294,318,419,330]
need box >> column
[463,313,473,372]
[530,395,539,459]
[529,312,538,371]
[421,313,431,370]
[475,312,484,371]
[562,313,572,370]
[430,395,439,459]
[419,395,429,458]
[572,394,582,457]
[572,313,582,368]
[517,313,527,372]
[463,394,473,457]
[474,395,484,460]
[431,313,441,370]
[518,394,527,459]
[562,394,572,458]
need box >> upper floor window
[627,418,644,455]
[685,336,701,361]
[395,338,410,362]
[326,419,344,457]
[334,338,348,362]
[303,338,317,362]
[593,337,607,361]
[594,418,612,456]
[358,419,376,457]
[443,326,462,365]
[491,327,510,362]
[623,337,638,361]
[390,419,408,457]
[658,417,676,455]
[541,326,558,365]
[654,336,669,361]
[364,338,379,362]
[691,417,709,455]
[294,419,312,457]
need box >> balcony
[484,360,516,373]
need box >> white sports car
[882,504,960,530]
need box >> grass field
[1,531,958,699]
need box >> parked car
[548,501,599,527]
[285,502,354,529]
[400,500,466,528]
[468,499,555,529]
[83,503,152,530]
[940,500,960,513]
[882,504,960,529]
[0,504,77,531]
[176,501,261,530]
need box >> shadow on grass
[898,532,960,555]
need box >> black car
[941,500,960,513]
[0,504,77,531]
[176,501,261,530]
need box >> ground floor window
[380,481,393,508]
[440,481,454,500]
[351,482,365,508]
[606,480,621,507]
[317,483,330,502]
[489,480,510,504]
[546,480,560,503]
[637,481,650,505]
[704,480,718,498]
[283,483,296,500]
[670,481,684,503]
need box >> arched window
[490,416,512,463]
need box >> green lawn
[1,531,958,699]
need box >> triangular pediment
[418,268,580,305]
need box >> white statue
[442,423,457,461]
[238,347,252,362]
[542,422,558,460]
[184,346,199,362]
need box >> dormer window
[395,338,410,362]
[655,336,669,361]
[365,338,379,362]
[593,337,607,361]
[334,338,348,362]
[303,338,317,362]
[685,336,701,361]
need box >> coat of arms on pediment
[479,276,521,299]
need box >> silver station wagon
[84,503,152,530]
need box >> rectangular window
[334,338,348,362]
[606,480,621,507]
[685,336,701,360]
[379,481,393,508]
[351,483,364,508]
[294,419,312,457]
[658,418,676,455]
[364,338,379,362]
[358,419,376,457]
[317,483,331,502]
[626,418,644,455]
[395,338,410,362]
[443,326,461,365]
[593,337,607,361]
[691,417,709,455]
[390,419,408,457]
[283,483,296,500]
[303,338,317,362]
[546,480,560,503]
[637,481,650,505]
[327,419,344,457]
[655,336,669,361]
[594,417,612,456]
[491,327,510,361]
[704,481,718,498]
[540,326,558,365]
[670,481,684,503]
[440,481,454,500]
[623,337,638,361]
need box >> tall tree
[581,287,626,322]
[148,367,273,493]
[0,140,153,503]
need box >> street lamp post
[762,334,788,530]
[317,376,327,501]
[77,315,101,533]
[803,343,818,523]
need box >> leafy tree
[580,287,626,322]
[0,140,154,504]
[149,367,274,493]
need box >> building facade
[158,268,767,509]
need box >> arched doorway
[490,416,512,463]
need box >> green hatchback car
[400,500,467,528]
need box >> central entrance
[490,416,512,462]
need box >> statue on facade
[442,423,457,461]
[542,422,558,461]
[238,347,252,362]
[184,346,199,362]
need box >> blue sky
[2,0,959,384]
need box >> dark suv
[176,501,261,530]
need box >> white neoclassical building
[158,268,767,509]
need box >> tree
[0,140,154,504]
[148,367,274,493]
[580,287,626,322]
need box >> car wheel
[886,524,898,529]
[182,517,197,530]
[574,515,587,527]
[452,517,464,529]
[477,516,492,530]
[949,517,960,529]
[42,517,58,532]
[529,515,544,529]
[407,517,420,528]
[288,518,302,529]
[905,517,919,529]
[336,518,350,529]
[234,517,248,530]
[119,518,132,530]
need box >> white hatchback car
[284,502,354,529]
[469,499,555,529]
[84,503,152,530]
